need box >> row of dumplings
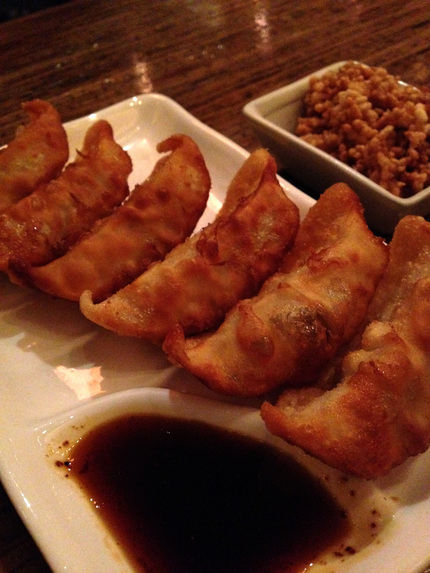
[1,100,430,479]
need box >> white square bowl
[243,61,430,235]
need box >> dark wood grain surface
[1,1,430,571]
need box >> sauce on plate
[66,414,350,573]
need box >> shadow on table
[0,0,72,22]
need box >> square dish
[0,94,429,573]
[243,61,430,235]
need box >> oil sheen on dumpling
[80,149,300,344]
[18,134,211,301]
[262,215,430,478]
[164,183,388,397]
[0,99,69,213]
[1,119,132,275]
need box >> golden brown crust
[165,183,388,397]
[262,216,430,478]
[1,120,131,274]
[16,134,210,301]
[0,100,69,213]
[80,150,300,344]
[216,148,275,218]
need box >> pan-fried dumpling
[15,134,211,301]
[261,215,430,478]
[164,183,388,397]
[1,120,132,274]
[80,150,300,344]
[0,99,69,213]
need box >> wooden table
[0,1,429,571]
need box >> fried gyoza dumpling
[16,134,211,301]
[165,183,388,397]
[1,120,132,275]
[80,150,300,344]
[262,215,430,478]
[0,99,69,213]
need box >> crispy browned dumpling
[0,99,69,213]
[80,150,300,344]
[262,215,430,478]
[165,183,388,397]
[17,134,211,301]
[1,120,132,275]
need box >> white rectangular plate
[0,94,429,573]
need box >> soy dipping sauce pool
[64,414,350,573]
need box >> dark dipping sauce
[66,414,349,573]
